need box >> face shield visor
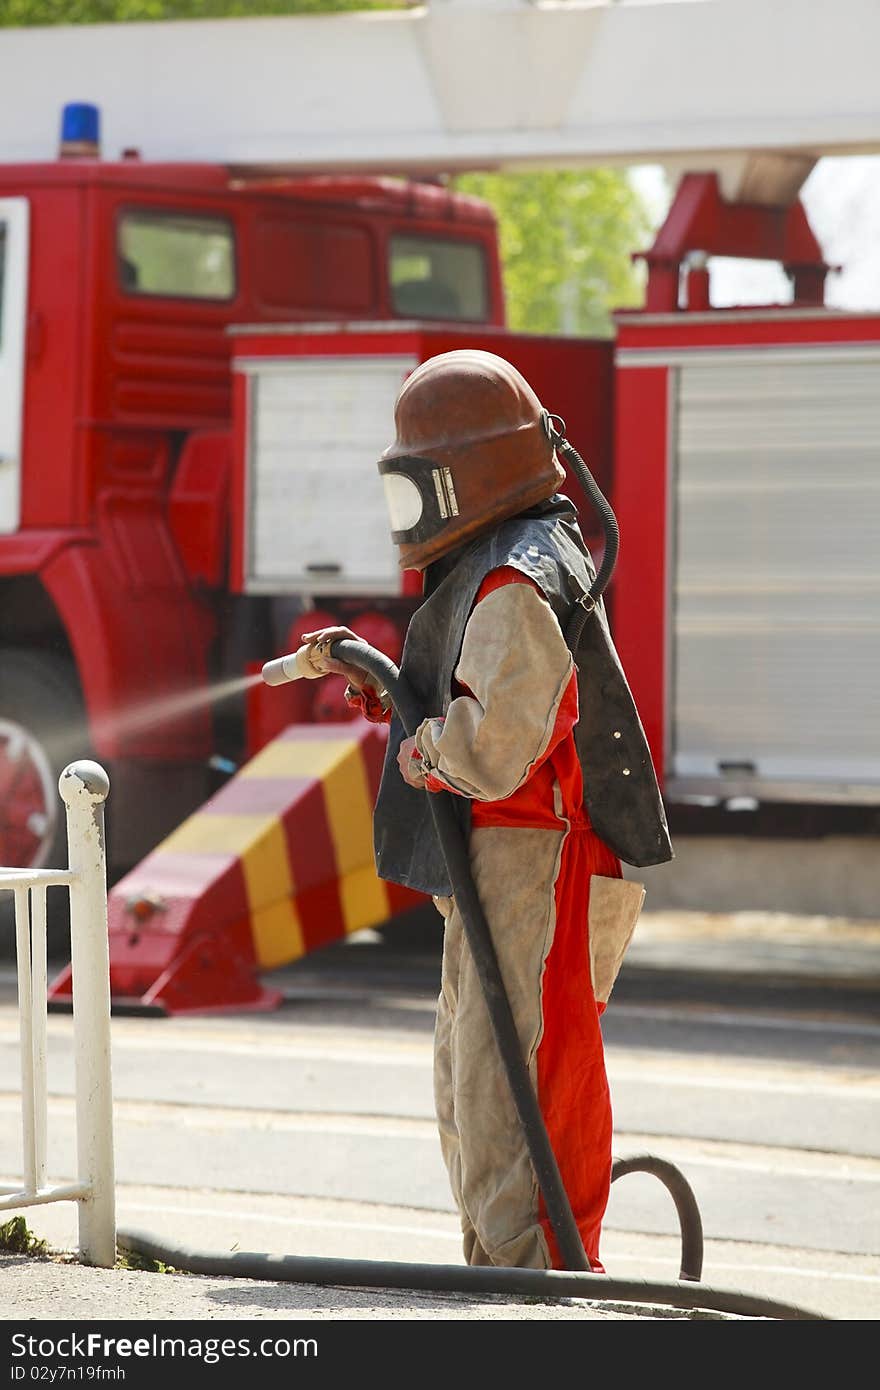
[378,454,460,549]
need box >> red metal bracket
[635,173,833,312]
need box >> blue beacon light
[59,103,101,158]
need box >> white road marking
[609,1002,880,1040]
[0,1092,438,1140]
[1,1092,877,1182]
[602,1248,880,1286]
[3,1027,877,1102]
[0,1014,434,1066]
[607,1057,880,1100]
[611,1130,880,1181]
[116,1197,463,1244]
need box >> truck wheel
[0,649,90,872]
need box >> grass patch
[115,1248,176,1274]
[0,1216,51,1257]
[0,1218,180,1272]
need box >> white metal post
[30,884,49,1190]
[59,760,116,1268]
[13,884,36,1195]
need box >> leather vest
[373,495,673,896]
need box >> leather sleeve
[414,580,575,801]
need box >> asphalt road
[1,916,878,1323]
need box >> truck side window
[389,235,488,322]
[117,210,235,301]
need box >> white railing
[0,760,116,1268]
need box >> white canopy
[1,0,879,205]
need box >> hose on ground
[114,1230,828,1320]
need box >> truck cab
[0,117,506,875]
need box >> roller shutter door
[242,354,415,596]
[672,353,880,798]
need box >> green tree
[454,168,653,338]
[0,0,398,23]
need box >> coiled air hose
[544,414,621,650]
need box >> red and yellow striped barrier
[49,724,425,1015]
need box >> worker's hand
[299,626,374,690]
[397,735,427,789]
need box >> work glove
[397,735,428,789]
[299,625,378,693]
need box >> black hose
[334,644,709,1286]
[611,1154,703,1282]
[234,638,830,1319]
[546,419,621,651]
[560,436,620,602]
[115,1230,828,1320]
[333,638,592,1273]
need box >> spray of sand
[38,672,264,770]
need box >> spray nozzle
[261,646,325,686]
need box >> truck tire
[0,648,91,874]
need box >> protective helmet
[378,350,566,571]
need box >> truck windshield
[118,211,235,300]
[389,235,488,321]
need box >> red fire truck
[0,104,523,879]
[1,103,623,891]
[5,106,878,1012]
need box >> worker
[302,350,673,1270]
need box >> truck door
[0,197,29,534]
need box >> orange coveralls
[350,565,622,1269]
